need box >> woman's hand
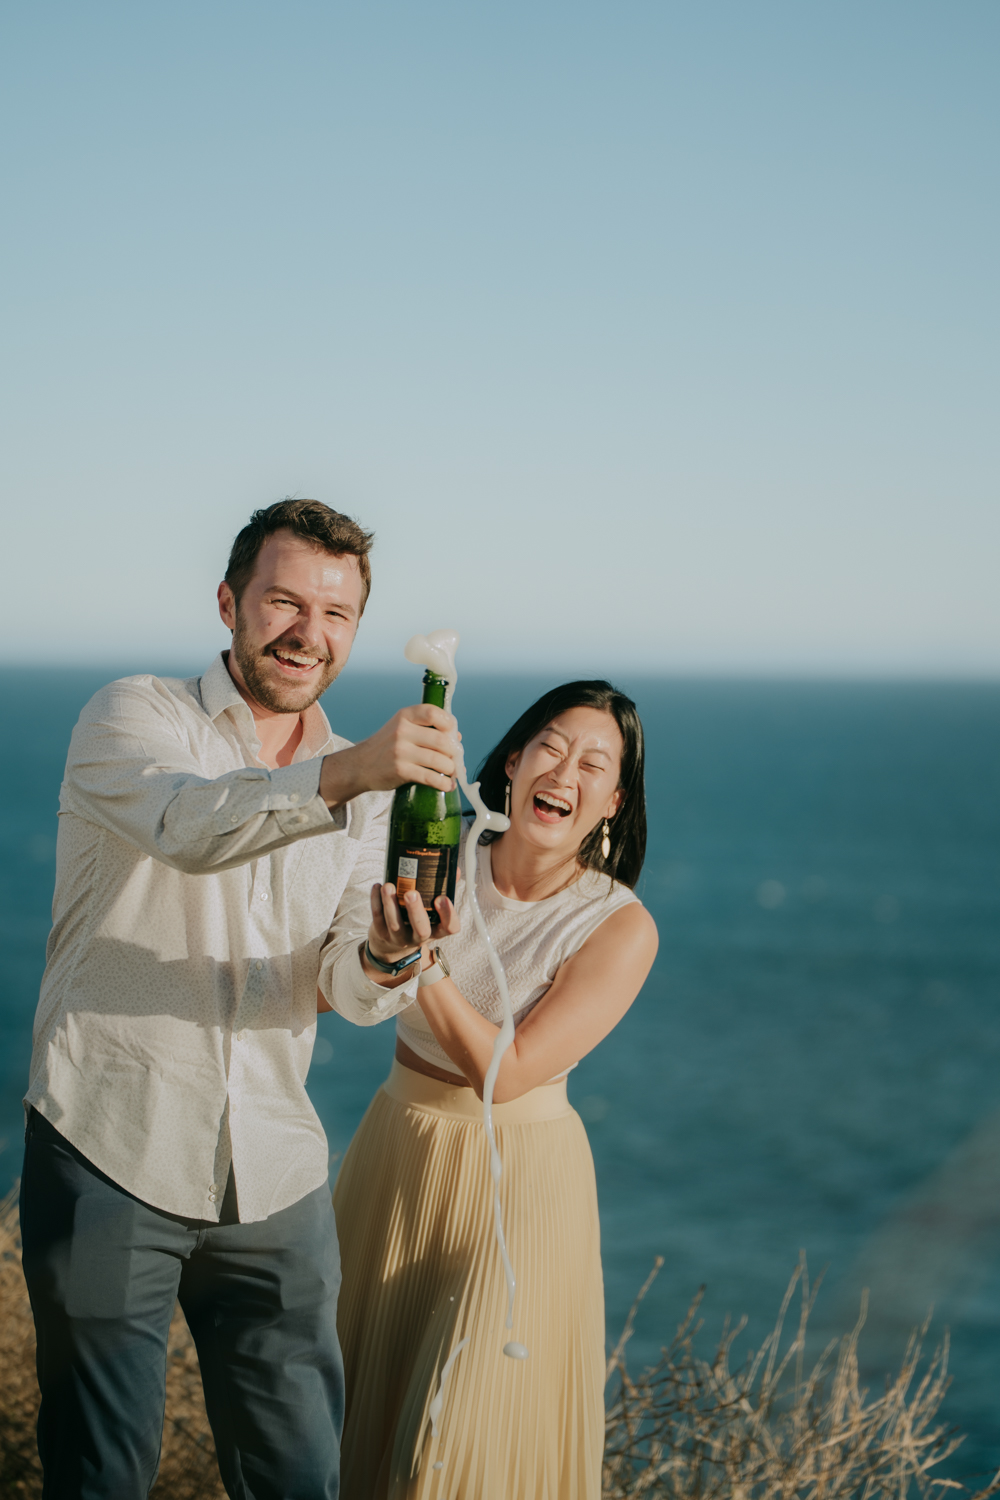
[363,883,461,984]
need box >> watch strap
[417,945,451,988]
[364,941,422,978]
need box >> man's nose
[285,604,326,644]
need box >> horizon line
[0,658,997,687]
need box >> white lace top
[395,824,640,1072]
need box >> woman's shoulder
[572,865,642,912]
[573,892,658,967]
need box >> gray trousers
[20,1109,344,1500]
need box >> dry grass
[603,1255,1000,1500]
[2,1189,997,1499]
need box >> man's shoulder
[73,670,209,734]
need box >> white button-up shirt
[26,653,416,1223]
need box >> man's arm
[64,679,457,876]
[318,703,458,807]
[63,680,340,874]
[316,797,423,1026]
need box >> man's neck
[223,652,306,770]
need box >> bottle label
[396,846,452,907]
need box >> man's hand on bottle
[362,887,462,986]
[318,705,459,808]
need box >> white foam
[404,630,461,707]
[428,1336,470,1438]
[405,631,525,1357]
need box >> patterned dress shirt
[26,652,416,1223]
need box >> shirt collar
[198,652,336,760]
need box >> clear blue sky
[2,1,997,675]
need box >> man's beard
[231,611,342,714]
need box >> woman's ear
[605,789,623,819]
[504,749,521,780]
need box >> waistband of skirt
[381,1059,571,1123]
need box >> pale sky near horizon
[2,2,997,677]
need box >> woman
[325,680,658,1500]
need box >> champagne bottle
[385,670,462,930]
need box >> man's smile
[267,646,328,677]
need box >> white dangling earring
[504,781,511,818]
[601,819,611,861]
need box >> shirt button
[256,961,263,971]
[236,1030,247,1042]
[207,1186,217,1201]
[230,814,239,824]
[259,891,268,901]
[289,792,299,804]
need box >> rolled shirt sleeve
[61,678,347,873]
[317,793,421,1025]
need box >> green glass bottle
[385,670,462,930]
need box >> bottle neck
[421,671,448,710]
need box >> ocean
[2,666,998,1475]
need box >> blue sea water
[1,667,998,1476]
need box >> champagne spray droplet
[428,1337,469,1438]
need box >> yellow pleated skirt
[332,1061,605,1500]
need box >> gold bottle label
[396,846,450,906]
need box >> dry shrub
[0,1189,41,1495]
[604,1254,1000,1500]
[3,1189,999,1499]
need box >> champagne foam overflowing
[427,1336,470,1438]
[404,632,525,1355]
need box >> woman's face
[505,705,623,861]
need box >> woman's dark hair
[475,680,647,889]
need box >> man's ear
[218,581,236,633]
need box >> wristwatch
[418,946,452,988]
[364,941,422,979]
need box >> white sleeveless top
[395,825,640,1072]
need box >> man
[20,499,456,1500]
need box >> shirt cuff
[338,943,421,1024]
[269,761,348,837]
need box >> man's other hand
[319,705,459,808]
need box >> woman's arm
[416,898,658,1102]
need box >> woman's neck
[488,835,583,903]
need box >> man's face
[217,530,365,714]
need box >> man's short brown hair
[225,499,375,614]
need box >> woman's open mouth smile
[532,791,572,824]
